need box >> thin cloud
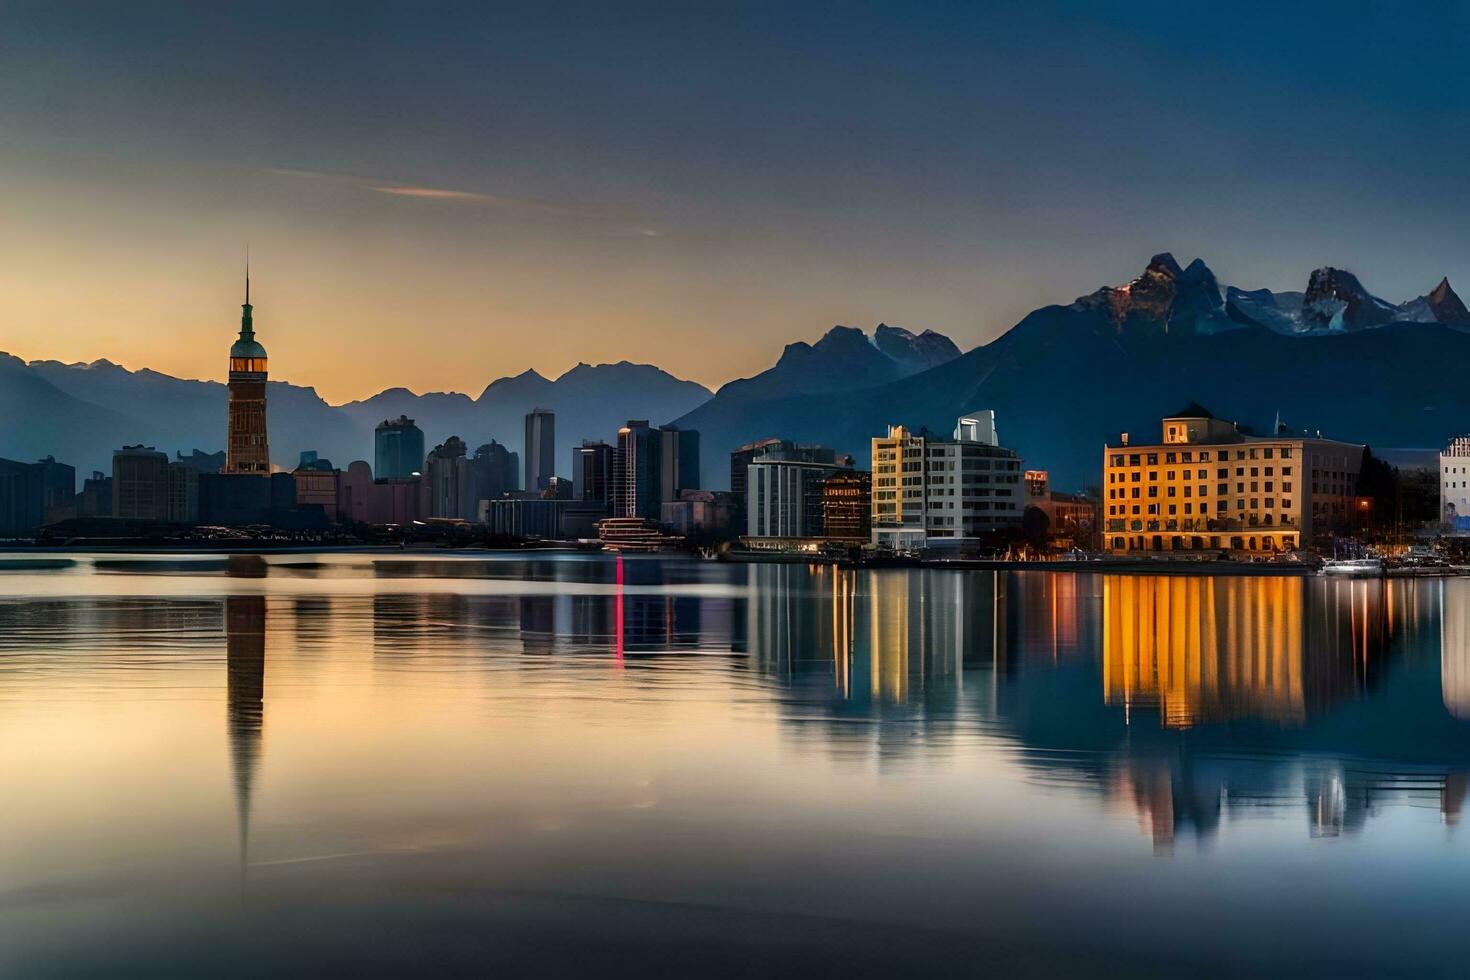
[260,165,603,219]
[369,185,500,203]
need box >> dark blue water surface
[2,553,1468,977]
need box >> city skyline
[6,2,1470,402]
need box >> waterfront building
[167,461,199,523]
[375,416,425,481]
[747,455,854,540]
[1101,404,1365,555]
[112,445,170,521]
[614,420,662,520]
[658,425,700,503]
[293,454,340,521]
[596,516,684,552]
[661,489,735,536]
[77,471,114,519]
[365,477,423,525]
[226,271,271,475]
[524,408,556,492]
[822,471,872,542]
[198,471,315,527]
[870,410,1024,550]
[1441,436,1470,530]
[1023,470,1099,549]
[730,438,836,498]
[339,461,373,523]
[481,497,601,539]
[0,456,75,536]
[573,440,614,507]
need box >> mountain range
[676,254,1470,488]
[0,356,711,481]
[7,254,1470,492]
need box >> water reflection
[6,558,1470,884]
[225,595,265,885]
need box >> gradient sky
[3,0,1469,404]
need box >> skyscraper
[423,436,471,520]
[573,440,614,507]
[658,425,700,503]
[375,415,425,481]
[614,420,661,520]
[226,267,270,475]
[524,408,555,492]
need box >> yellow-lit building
[1102,404,1364,555]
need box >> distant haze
[3,2,1469,402]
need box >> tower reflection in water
[225,594,265,885]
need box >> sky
[2,0,1469,404]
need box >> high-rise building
[573,441,614,507]
[226,269,271,475]
[524,408,555,492]
[658,425,700,503]
[871,410,1024,550]
[423,436,471,520]
[0,456,75,536]
[467,440,519,515]
[614,420,661,520]
[375,416,425,481]
[112,445,170,521]
[1102,405,1364,554]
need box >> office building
[614,420,662,520]
[112,445,171,521]
[658,425,700,503]
[747,454,854,540]
[729,438,836,500]
[573,440,614,507]
[226,270,271,475]
[871,410,1024,550]
[1102,404,1365,554]
[468,440,519,514]
[822,470,872,541]
[0,456,75,536]
[424,436,471,520]
[524,408,555,492]
[375,416,425,481]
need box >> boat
[1321,557,1385,577]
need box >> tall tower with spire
[226,262,271,475]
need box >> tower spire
[240,247,254,340]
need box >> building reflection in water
[746,564,1010,706]
[1103,576,1307,728]
[225,595,265,886]
[1099,575,1418,729]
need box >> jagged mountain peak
[1074,253,1225,337]
[1302,267,1394,331]
[1427,277,1470,325]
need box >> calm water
[2,553,1469,977]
